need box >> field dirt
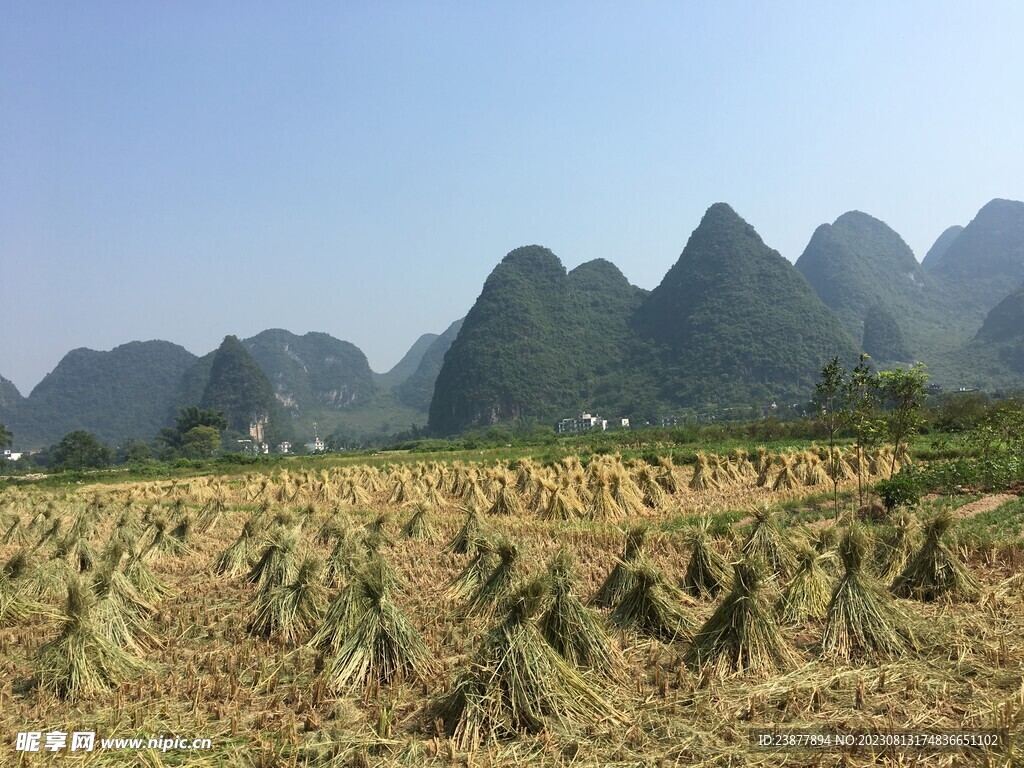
[952,493,1020,519]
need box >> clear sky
[3,2,1023,395]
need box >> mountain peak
[795,209,926,350]
[201,335,282,441]
[975,284,1024,344]
[930,198,1024,281]
[921,225,964,270]
[632,204,857,402]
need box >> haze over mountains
[3,199,1023,448]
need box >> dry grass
[1,456,1022,766]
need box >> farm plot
[1,448,1022,766]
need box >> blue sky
[2,2,1023,394]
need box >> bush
[876,471,922,512]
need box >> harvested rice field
[2,449,1023,766]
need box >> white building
[556,412,608,434]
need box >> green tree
[160,407,228,453]
[117,439,153,464]
[878,363,928,475]
[0,422,11,451]
[843,354,882,508]
[814,356,847,519]
[180,425,221,459]
[52,430,113,471]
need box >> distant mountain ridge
[395,319,464,411]
[373,334,439,390]
[633,203,860,406]
[0,341,197,449]
[921,225,964,271]
[0,326,458,449]
[3,198,1023,448]
[794,210,951,362]
[243,329,377,414]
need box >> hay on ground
[590,525,647,609]
[610,560,696,642]
[822,526,917,662]
[437,579,621,750]
[681,518,732,600]
[686,560,800,677]
[891,510,980,602]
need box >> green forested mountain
[395,318,464,411]
[373,333,439,390]
[200,335,284,442]
[940,285,1024,388]
[0,376,23,412]
[634,203,860,406]
[862,303,911,361]
[921,225,964,271]
[244,329,377,413]
[430,205,862,435]
[975,284,1024,344]
[793,211,959,361]
[927,199,1024,283]
[428,247,587,434]
[0,341,197,448]
[924,199,1024,325]
[6,200,1023,447]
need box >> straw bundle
[248,555,328,644]
[400,502,434,541]
[438,579,620,750]
[324,530,364,588]
[822,526,917,661]
[590,525,647,608]
[756,454,775,488]
[772,455,800,491]
[779,546,834,624]
[874,511,919,584]
[610,561,696,642]
[323,559,432,693]
[538,550,618,671]
[609,468,646,517]
[91,565,159,654]
[891,510,980,602]
[634,465,667,508]
[34,578,149,700]
[465,539,521,618]
[800,452,830,487]
[247,529,299,590]
[487,475,523,517]
[586,471,623,521]
[656,456,680,494]
[741,505,794,579]
[689,453,719,492]
[448,538,498,600]
[681,519,732,600]
[0,550,42,626]
[445,508,487,555]
[541,479,586,521]
[686,561,799,677]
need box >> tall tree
[814,357,847,519]
[843,355,882,508]
[0,422,11,451]
[878,363,928,475]
[52,431,113,471]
